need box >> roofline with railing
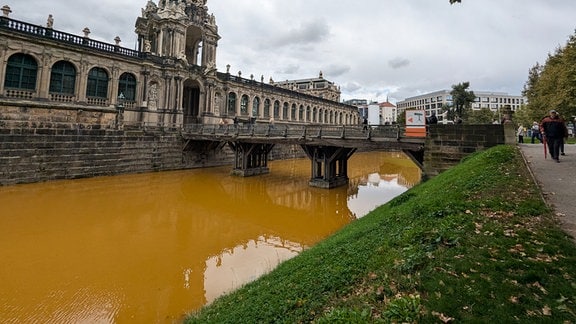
[215,72,359,113]
[0,16,144,59]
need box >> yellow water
[0,151,420,323]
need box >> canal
[0,151,420,323]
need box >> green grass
[185,145,576,323]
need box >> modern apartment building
[396,90,526,122]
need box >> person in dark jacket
[540,110,568,162]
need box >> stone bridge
[182,124,426,188]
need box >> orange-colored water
[0,151,420,323]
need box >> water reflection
[0,151,419,323]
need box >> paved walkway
[519,143,576,241]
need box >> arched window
[312,107,317,123]
[306,106,311,122]
[252,97,260,117]
[227,92,237,116]
[49,60,76,94]
[282,102,289,120]
[298,105,304,121]
[5,53,37,90]
[274,101,280,119]
[240,95,249,115]
[118,72,137,101]
[86,67,108,98]
[263,99,271,118]
[291,104,297,120]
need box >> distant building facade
[272,71,342,103]
[345,99,397,125]
[0,2,358,127]
[396,90,525,122]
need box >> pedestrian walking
[517,124,525,143]
[540,110,568,162]
[268,116,275,130]
[530,121,541,144]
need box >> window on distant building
[227,92,237,116]
[5,53,37,90]
[86,67,108,98]
[240,95,249,115]
[314,82,326,89]
[263,99,270,118]
[252,97,260,117]
[49,60,76,95]
[274,100,280,119]
[283,102,289,120]
[118,72,137,101]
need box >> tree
[512,104,534,128]
[449,82,476,121]
[441,103,456,122]
[523,30,576,122]
[468,108,496,124]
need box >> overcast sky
[9,0,576,104]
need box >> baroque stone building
[0,0,358,129]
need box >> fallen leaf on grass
[432,311,454,323]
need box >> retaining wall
[0,104,233,186]
[424,124,516,177]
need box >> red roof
[379,101,396,108]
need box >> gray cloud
[274,64,300,75]
[11,0,576,104]
[388,57,410,69]
[323,64,351,78]
[268,19,330,48]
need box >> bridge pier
[229,142,275,177]
[301,145,357,189]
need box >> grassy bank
[186,145,576,323]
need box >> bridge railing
[182,123,404,140]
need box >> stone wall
[423,124,515,177]
[0,103,234,186]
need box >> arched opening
[183,79,201,124]
[5,53,38,91]
[185,26,203,66]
